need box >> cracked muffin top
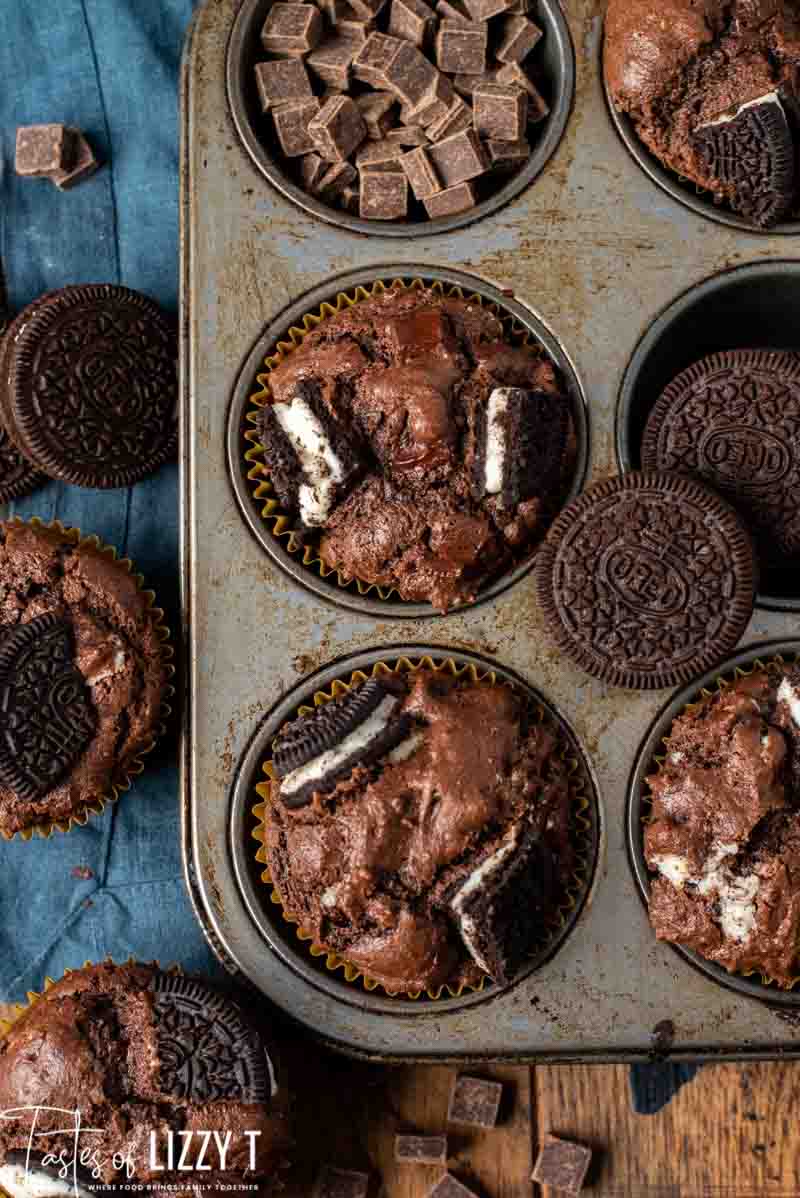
[645,662,800,985]
[256,286,576,612]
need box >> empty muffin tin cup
[228,263,589,617]
[627,639,800,1006]
[616,260,800,612]
[227,0,575,236]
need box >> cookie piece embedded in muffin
[470,385,569,507]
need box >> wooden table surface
[3,1002,799,1196]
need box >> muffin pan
[182,0,800,1059]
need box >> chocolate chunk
[473,82,526,141]
[640,349,800,561]
[356,91,397,138]
[388,0,436,48]
[429,1175,479,1198]
[428,127,488,185]
[0,614,97,801]
[534,472,758,691]
[435,21,487,74]
[254,58,313,111]
[395,1134,449,1164]
[423,179,476,215]
[309,95,367,160]
[387,124,429,145]
[312,1167,370,1198]
[486,136,529,169]
[494,14,543,63]
[385,41,438,106]
[532,1136,592,1195]
[347,0,387,17]
[261,2,323,53]
[353,32,405,84]
[15,124,71,177]
[436,0,471,22]
[694,92,795,228]
[318,160,358,198]
[428,98,473,141]
[51,130,99,190]
[150,973,273,1102]
[356,137,405,167]
[401,145,443,197]
[259,377,363,528]
[300,151,327,190]
[307,35,362,89]
[274,678,411,807]
[495,62,549,122]
[360,167,409,217]
[274,99,321,156]
[464,0,515,18]
[447,1075,503,1127]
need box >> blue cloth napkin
[0,0,220,1002]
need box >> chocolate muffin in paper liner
[246,281,576,613]
[0,520,170,840]
[0,962,292,1198]
[645,659,800,986]
[262,664,577,995]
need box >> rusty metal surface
[181,0,800,1060]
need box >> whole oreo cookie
[641,350,800,562]
[534,472,757,690]
[0,285,177,488]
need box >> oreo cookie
[450,820,554,984]
[0,285,178,489]
[273,676,412,808]
[534,472,757,690]
[259,378,364,527]
[150,972,274,1102]
[0,613,97,800]
[694,91,795,228]
[641,350,800,562]
[472,386,568,507]
[0,421,45,504]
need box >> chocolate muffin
[265,668,576,993]
[0,521,169,838]
[604,0,800,227]
[0,962,292,1198]
[254,285,575,612]
[645,661,800,985]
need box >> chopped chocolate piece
[494,61,549,122]
[447,1074,503,1128]
[15,124,71,177]
[261,2,323,54]
[388,0,436,47]
[401,145,443,197]
[409,73,456,126]
[428,127,488,185]
[485,135,529,168]
[356,136,405,166]
[435,21,487,75]
[387,124,429,145]
[495,13,543,63]
[424,179,476,215]
[319,0,352,22]
[429,1175,479,1198]
[427,98,473,141]
[395,1134,448,1165]
[473,82,526,141]
[452,69,498,96]
[309,95,367,160]
[338,13,374,38]
[300,151,327,190]
[532,1135,592,1196]
[436,0,471,22]
[506,0,531,10]
[312,1165,370,1198]
[347,0,387,17]
[254,58,313,111]
[356,91,397,138]
[360,167,409,217]
[273,99,321,156]
[52,130,99,191]
[353,32,404,85]
[385,41,438,106]
[307,34,362,88]
[318,160,358,198]
[464,0,514,19]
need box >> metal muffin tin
[181,0,800,1059]
[227,0,574,236]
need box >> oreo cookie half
[450,821,554,984]
[150,973,274,1103]
[534,472,757,690]
[694,91,795,228]
[472,387,568,507]
[259,378,363,527]
[641,350,800,562]
[0,613,97,800]
[273,677,413,808]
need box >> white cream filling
[669,751,685,764]
[273,394,345,526]
[654,840,760,944]
[484,387,515,495]
[702,90,783,128]
[280,693,399,798]
[778,677,800,727]
[387,729,425,763]
[652,854,691,887]
[451,831,520,974]
[0,1166,92,1198]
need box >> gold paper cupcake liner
[642,651,800,991]
[0,517,175,842]
[252,654,595,1000]
[243,276,546,605]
